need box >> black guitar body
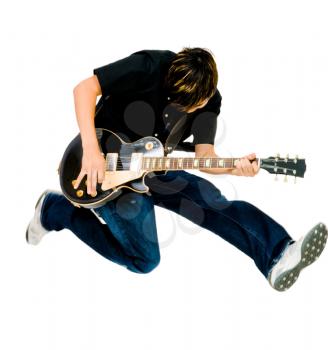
[58,128,165,209]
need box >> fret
[159,158,163,170]
[146,158,150,170]
[165,158,170,169]
[178,158,183,168]
[152,157,157,169]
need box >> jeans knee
[201,192,229,210]
[131,255,161,274]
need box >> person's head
[164,47,218,113]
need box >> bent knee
[131,255,161,274]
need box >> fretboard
[141,157,259,171]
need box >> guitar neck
[141,156,261,171]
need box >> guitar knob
[76,190,84,197]
[72,179,77,188]
[145,142,154,150]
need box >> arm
[195,144,260,177]
[73,75,102,149]
[72,75,106,196]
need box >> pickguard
[101,136,164,192]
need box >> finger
[247,159,255,176]
[251,158,260,175]
[74,170,86,189]
[241,158,252,176]
[251,160,258,174]
[247,153,256,160]
[98,165,105,183]
[91,170,98,195]
[86,171,92,195]
[236,159,244,176]
[98,170,104,184]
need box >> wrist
[82,141,100,153]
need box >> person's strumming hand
[73,148,105,196]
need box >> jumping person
[26,47,327,291]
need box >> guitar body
[58,128,165,209]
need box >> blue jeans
[40,170,293,277]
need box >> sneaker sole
[25,190,52,243]
[272,222,328,292]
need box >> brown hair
[164,47,218,112]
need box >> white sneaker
[26,189,61,245]
[268,222,328,292]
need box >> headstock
[260,154,306,183]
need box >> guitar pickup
[105,153,118,171]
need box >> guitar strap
[163,113,189,156]
[143,114,190,179]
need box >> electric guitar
[58,128,306,209]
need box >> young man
[26,47,327,292]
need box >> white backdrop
[1,0,328,349]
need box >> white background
[1,0,328,349]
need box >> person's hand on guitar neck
[231,153,260,177]
[73,147,105,196]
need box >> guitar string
[103,159,297,166]
[104,158,242,170]
[102,163,300,171]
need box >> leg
[145,171,293,278]
[40,189,160,273]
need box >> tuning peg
[286,153,289,159]
[294,176,297,184]
[284,175,288,182]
